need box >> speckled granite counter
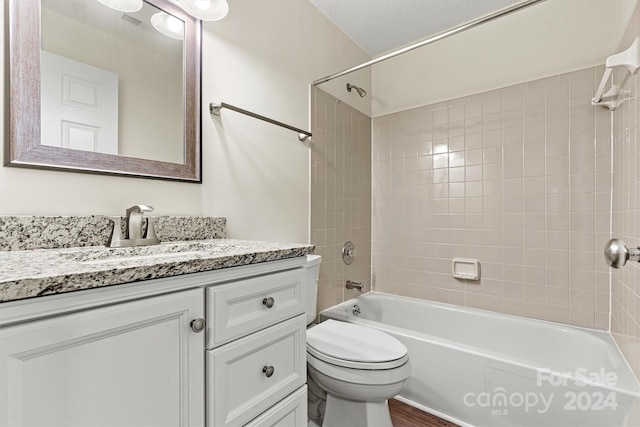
[0,215,227,251]
[0,239,314,303]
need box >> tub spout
[346,280,363,291]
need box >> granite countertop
[0,239,315,303]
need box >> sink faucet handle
[125,205,154,240]
[96,215,124,247]
[126,204,154,217]
[134,204,154,213]
[146,216,160,241]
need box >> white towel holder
[592,37,640,110]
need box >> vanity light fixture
[96,0,143,13]
[97,0,229,22]
[151,12,185,40]
[176,0,229,21]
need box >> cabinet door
[0,289,204,427]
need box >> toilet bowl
[303,255,411,427]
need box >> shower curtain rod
[210,102,312,142]
[313,0,547,86]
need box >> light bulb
[177,0,229,21]
[166,15,183,33]
[151,12,184,40]
[194,0,211,11]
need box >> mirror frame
[5,0,202,182]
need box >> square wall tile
[371,65,611,332]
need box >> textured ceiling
[307,0,527,56]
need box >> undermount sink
[59,241,238,264]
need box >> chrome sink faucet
[105,205,160,248]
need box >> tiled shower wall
[311,88,372,314]
[612,1,640,378]
[372,68,612,329]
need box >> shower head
[346,83,367,98]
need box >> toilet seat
[307,319,408,370]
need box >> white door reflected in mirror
[40,51,119,155]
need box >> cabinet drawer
[206,269,305,348]
[207,316,306,427]
[244,386,307,427]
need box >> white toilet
[303,255,410,427]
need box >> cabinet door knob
[262,297,275,308]
[190,318,206,333]
[262,365,275,378]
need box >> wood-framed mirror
[5,0,202,182]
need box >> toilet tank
[303,254,322,325]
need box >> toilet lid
[307,320,408,370]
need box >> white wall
[0,0,370,244]
[371,0,639,117]
[200,0,370,241]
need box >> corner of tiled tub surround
[0,215,227,251]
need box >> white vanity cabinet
[0,257,309,427]
[0,288,205,427]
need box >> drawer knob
[262,365,275,378]
[190,318,206,333]
[262,297,275,308]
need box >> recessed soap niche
[452,258,480,281]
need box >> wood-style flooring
[389,399,460,427]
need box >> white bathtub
[319,292,640,427]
